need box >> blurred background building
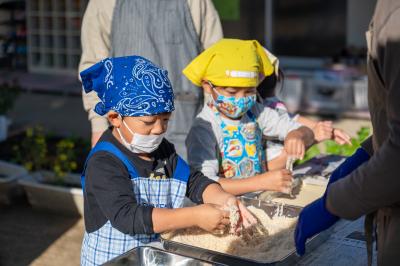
[0,0,375,138]
[0,0,376,72]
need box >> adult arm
[326,11,400,219]
[79,0,115,137]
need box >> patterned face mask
[210,83,257,119]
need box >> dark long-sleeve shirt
[83,128,216,235]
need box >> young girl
[256,49,351,170]
[184,39,315,196]
[79,55,256,265]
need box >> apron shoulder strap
[172,156,190,183]
[81,141,139,189]
[246,110,256,121]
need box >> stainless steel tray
[103,246,221,266]
[161,197,330,265]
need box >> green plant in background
[12,126,48,171]
[8,127,88,187]
[0,81,20,115]
[53,139,78,182]
[297,126,371,165]
[296,144,321,165]
[212,0,240,20]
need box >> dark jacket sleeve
[326,10,400,220]
[186,166,218,204]
[361,136,374,156]
[85,152,154,235]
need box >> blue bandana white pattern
[80,55,175,117]
[80,142,189,266]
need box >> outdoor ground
[0,201,83,266]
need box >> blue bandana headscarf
[80,56,175,117]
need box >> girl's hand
[333,128,352,145]
[194,203,230,233]
[260,169,293,193]
[237,200,258,228]
[284,130,307,159]
[312,121,334,142]
[223,196,257,233]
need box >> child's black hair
[257,68,285,100]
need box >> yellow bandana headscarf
[183,39,274,88]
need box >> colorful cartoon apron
[214,108,266,179]
[80,142,189,266]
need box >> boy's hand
[237,200,258,228]
[332,128,352,145]
[312,121,333,142]
[222,196,257,233]
[194,204,230,233]
[260,169,293,193]
[284,130,306,159]
[311,121,352,145]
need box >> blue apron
[214,109,266,179]
[80,142,189,266]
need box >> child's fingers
[283,180,293,188]
[321,121,333,128]
[321,121,333,126]
[316,121,333,133]
[281,185,293,194]
[238,201,257,226]
[221,209,230,218]
[282,177,293,184]
[334,129,352,145]
[294,142,303,159]
[240,215,252,228]
[281,169,292,176]
[217,224,225,230]
[246,211,258,225]
[282,172,293,181]
[335,138,346,145]
[299,144,305,159]
[221,217,230,225]
[285,140,304,159]
[292,141,300,158]
[322,126,334,134]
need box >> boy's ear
[201,79,212,94]
[108,111,122,128]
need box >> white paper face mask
[117,119,165,153]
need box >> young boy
[184,39,315,196]
[79,55,255,265]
